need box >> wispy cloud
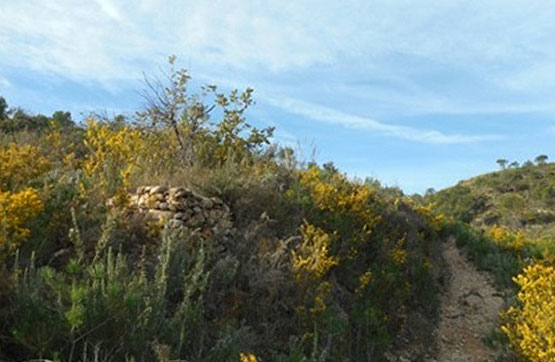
[94,0,125,23]
[0,0,153,84]
[265,95,502,144]
[2,0,555,88]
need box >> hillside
[0,68,448,362]
[430,161,555,244]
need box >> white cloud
[2,0,554,80]
[265,95,502,144]
[94,0,125,23]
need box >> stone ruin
[128,186,234,237]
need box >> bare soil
[433,237,505,362]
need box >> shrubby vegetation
[0,61,443,361]
[502,263,555,362]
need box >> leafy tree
[322,161,339,174]
[509,161,519,168]
[0,96,7,119]
[535,154,548,165]
[137,56,273,167]
[51,111,74,128]
[0,104,59,133]
[496,159,508,170]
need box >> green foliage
[430,161,555,239]
[442,222,520,289]
[0,78,443,362]
[0,97,75,134]
[8,221,238,361]
[428,185,486,223]
[0,96,7,119]
[534,154,548,165]
[137,56,274,168]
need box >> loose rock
[127,185,234,236]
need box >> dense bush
[502,263,555,362]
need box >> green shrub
[443,222,520,289]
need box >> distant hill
[429,161,555,240]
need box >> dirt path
[433,237,505,362]
[386,237,507,362]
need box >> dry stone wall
[128,186,234,237]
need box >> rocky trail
[387,237,509,362]
[433,237,505,362]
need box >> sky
[1,0,554,194]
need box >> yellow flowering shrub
[355,270,372,294]
[502,263,555,362]
[411,201,446,232]
[82,119,145,204]
[292,222,338,316]
[488,225,525,252]
[45,128,78,168]
[310,281,332,315]
[0,143,51,190]
[391,234,408,265]
[299,166,380,229]
[0,187,43,256]
[391,248,407,265]
[292,222,338,282]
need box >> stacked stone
[129,186,233,235]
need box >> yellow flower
[502,263,555,361]
[299,167,381,229]
[82,119,146,204]
[0,187,44,256]
[409,201,445,232]
[0,143,51,190]
[392,248,407,265]
[355,270,372,294]
[239,352,258,362]
[291,222,338,282]
[291,222,338,316]
[45,128,78,168]
[488,226,525,252]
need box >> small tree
[509,161,520,168]
[425,187,436,197]
[137,56,273,167]
[0,96,7,120]
[322,161,339,175]
[535,154,548,165]
[51,111,74,128]
[496,159,508,170]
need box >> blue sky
[1,0,554,194]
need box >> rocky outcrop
[128,186,234,237]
